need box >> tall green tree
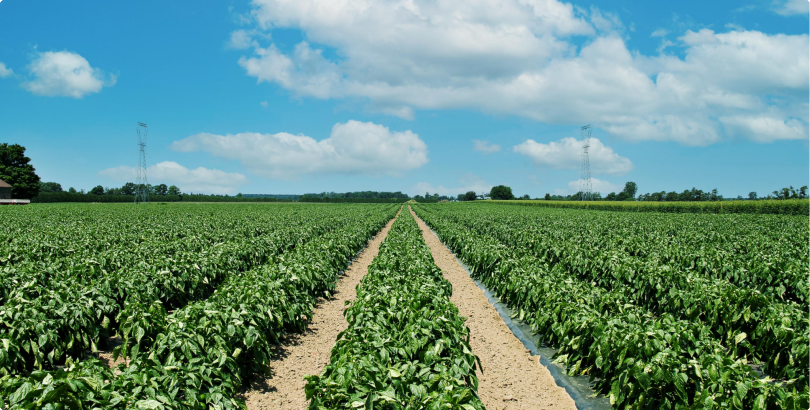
[167,185,181,195]
[622,181,637,198]
[40,182,63,193]
[120,182,137,195]
[489,185,514,200]
[0,143,41,199]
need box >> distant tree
[544,193,551,200]
[622,181,637,198]
[89,185,105,195]
[168,185,181,195]
[710,188,719,201]
[0,143,41,199]
[463,191,477,201]
[664,191,678,201]
[800,186,808,199]
[490,185,514,200]
[68,187,77,193]
[40,182,63,193]
[615,191,631,201]
[520,194,530,199]
[154,184,168,196]
[591,192,603,200]
[120,182,137,195]
[605,192,617,201]
[236,193,243,198]
[748,191,757,200]
[736,195,743,200]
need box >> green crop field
[0,202,806,409]
[413,202,809,409]
[0,203,398,408]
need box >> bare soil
[409,206,577,410]
[242,210,400,410]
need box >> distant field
[490,198,809,215]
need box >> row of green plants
[495,198,809,215]
[425,205,808,387]
[0,205,372,377]
[305,209,483,409]
[413,205,808,409]
[442,204,808,307]
[0,204,399,409]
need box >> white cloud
[228,30,258,49]
[0,63,12,78]
[720,114,808,143]
[555,177,620,195]
[472,140,502,154]
[412,173,492,197]
[651,28,668,37]
[170,120,428,179]
[23,51,115,98]
[773,0,809,15]
[513,136,633,175]
[234,0,808,146]
[98,161,248,195]
[260,101,268,107]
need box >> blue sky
[0,0,807,198]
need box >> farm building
[0,179,10,199]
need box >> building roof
[0,179,10,188]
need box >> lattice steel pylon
[135,122,149,204]
[579,124,592,201]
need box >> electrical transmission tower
[135,122,149,204]
[579,124,592,201]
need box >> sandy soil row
[409,206,577,410]
[243,209,400,409]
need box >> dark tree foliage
[40,182,63,193]
[120,182,137,195]
[153,183,168,196]
[89,185,105,195]
[463,191,478,201]
[490,185,514,200]
[622,181,637,198]
[0,143,41,199]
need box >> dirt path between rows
[242,209,400,410]
[409,206,577,410]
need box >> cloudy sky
[0,0,807,197]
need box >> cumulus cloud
[0,63,12,78]
[98,161,248,195]
[773,0,809,15]
[228,30,257,49]
[513,137,633,175]
[23,51,115,98]
[234,0,808,145]
[556,178,620,195]
[720,114,808,143]
[472,140,502,154]
[412,173,492,197]
[170,120,428,179]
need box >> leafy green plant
[305,209,484,410]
